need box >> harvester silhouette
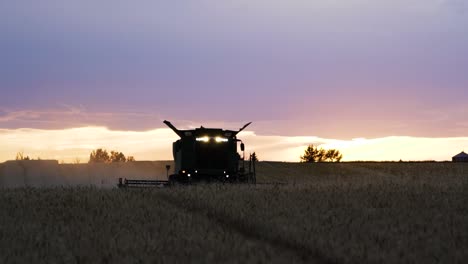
[118,120,256,187]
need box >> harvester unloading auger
[118,120,256,187]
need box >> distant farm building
[452,151,468,162]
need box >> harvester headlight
[196,136,209,142]
[226,175,229,178]
[215,137,228,143]
[182,170,186,174]
[187,174,191,177]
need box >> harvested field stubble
[0,163,467,263]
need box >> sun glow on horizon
[0,127,467,163]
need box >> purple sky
[1,0,467,139]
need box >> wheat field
[0,162,467,263]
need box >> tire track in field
[156,192,339,264]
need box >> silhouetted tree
[89,148,135,163]
[324,149,343,162]
[89,148,110,163]
[251,152,258,162]
[317,148,327,162]
[300,145,342,162]
[300,145,321,162]
[15,151,30,161]
[110,151,126,163]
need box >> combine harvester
[118,120,256,187]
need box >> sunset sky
[1,1,467,162]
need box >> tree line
[15,145,342,163]
[89,148,135,163]
[15,149,135,163]
[300,145,342,162]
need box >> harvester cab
[164,120,256,184]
